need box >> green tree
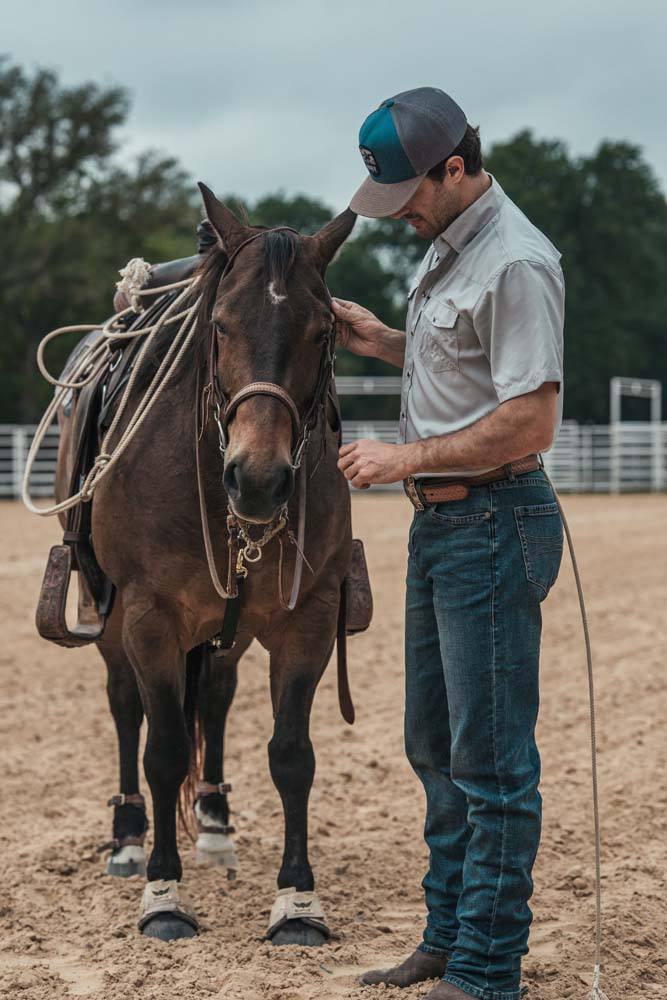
[3,57,666,428]
[486,131,667,421]
[0,57,199,421]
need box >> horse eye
[213,320,226,337]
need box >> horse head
[197,183,356,523]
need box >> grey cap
[350,87,467,218]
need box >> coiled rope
[22,272,201,517]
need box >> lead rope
[544,469,608,1000]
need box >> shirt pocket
[418,299,460,373]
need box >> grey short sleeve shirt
[398,175,565,477]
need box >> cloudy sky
[5,0,666,212]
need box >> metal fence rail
[3,417,666,499]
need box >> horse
[53,186,357,943]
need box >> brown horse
[54,187,357,943]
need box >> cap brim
[349,173,425,219]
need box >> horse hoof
[106,845,147,878]
[270,920,328,947]
[140,913,198,941]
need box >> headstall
[196,227,336,611]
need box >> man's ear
[445,155,465,184]
[198,182,251,255]
[306,209,357,273]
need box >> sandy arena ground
[0,494,665,1000]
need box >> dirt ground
[0,494,665,1000]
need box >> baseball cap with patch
[350,87,467,219]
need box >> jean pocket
[514,502,563,599]
[430,508,491,526]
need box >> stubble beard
[407,187,461,242]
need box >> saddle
[36,289,183,647]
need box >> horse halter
[196,225,337,611]
[202,227,336,473]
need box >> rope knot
[116,257,152,313]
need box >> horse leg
[264,609,335,947]
[194,643,247,876]
[100,643,148,877]
[122,601,197,941]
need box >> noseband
[196,227,337,612]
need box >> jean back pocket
[514,502,564,599]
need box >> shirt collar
[433,173,505,257]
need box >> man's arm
[337,383,558,487]
[331,298,406,369]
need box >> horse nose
[222,459,242,500]
[271,464,294,508]
[223,458,294,520]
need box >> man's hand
[331,298,386,357]
[338,439,415,487]
[331,297,407,368]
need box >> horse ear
[308,209,357,272]
[197,182,249,254]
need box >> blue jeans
[404,470,563,1000]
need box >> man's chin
[406,219,437,240]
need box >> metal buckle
[403,475,425,511]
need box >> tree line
[1,56,666,425]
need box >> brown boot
[359,948,448,987]
[423,983,471,999]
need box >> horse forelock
[131,228,303,405]
[263,230,299,297]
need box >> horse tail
[178,645,205,842]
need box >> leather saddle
[36,284,186,648]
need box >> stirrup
[35,544,110,647]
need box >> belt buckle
[403,475,425,511]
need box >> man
[334,88,565,1000]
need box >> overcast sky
[5,0,666,213]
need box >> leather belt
[403,455,541,510]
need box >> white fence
[3,418,666,498]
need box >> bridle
[196,226,337,611]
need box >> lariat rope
[22,276,201,516]
[545,475,609,1000]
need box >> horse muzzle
[223,456,294,524]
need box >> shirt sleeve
[472,259,564,403]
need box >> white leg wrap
[138,879,199,931]
[195,831,238,875]
[194,800,238,876]
[110,844,146,865]
[266,887,329,939]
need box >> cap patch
[359,146,380,177]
